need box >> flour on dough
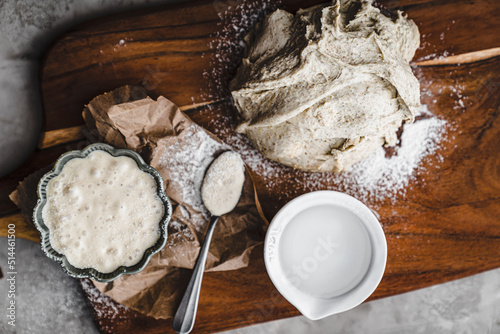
[230,0,420,172]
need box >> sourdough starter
[201,151,245,216]
[42,150,164,273]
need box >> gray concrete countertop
[0,1,499,333]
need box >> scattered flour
[158,124,230,237]
[414,66,468,112]
[417,17,456,63]
[80,279,129,326]
[334,113,448,202]
[157,124,230,228]
[113,37,132,51]
[201,0,281,100]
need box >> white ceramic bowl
[264,191,387,320]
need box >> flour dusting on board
[157,124,229,223]
[201,0,281,100]
[334,111,448,202]
[80,279,128,326]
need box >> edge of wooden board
[35,50,500,151]
[37,100,221,149]
[0,213,40,243]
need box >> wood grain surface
[0,0,499,333]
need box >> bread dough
[230,0,420,172]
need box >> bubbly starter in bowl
[42,150,164,273]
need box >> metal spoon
[172,215,220,334]
[173,151,245,334]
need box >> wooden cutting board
[1,0,499,333]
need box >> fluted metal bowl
[33,143,172,282]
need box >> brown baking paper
[11,85,267,319]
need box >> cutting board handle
[0,214,40,243]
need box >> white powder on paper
[157,124,229,224]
